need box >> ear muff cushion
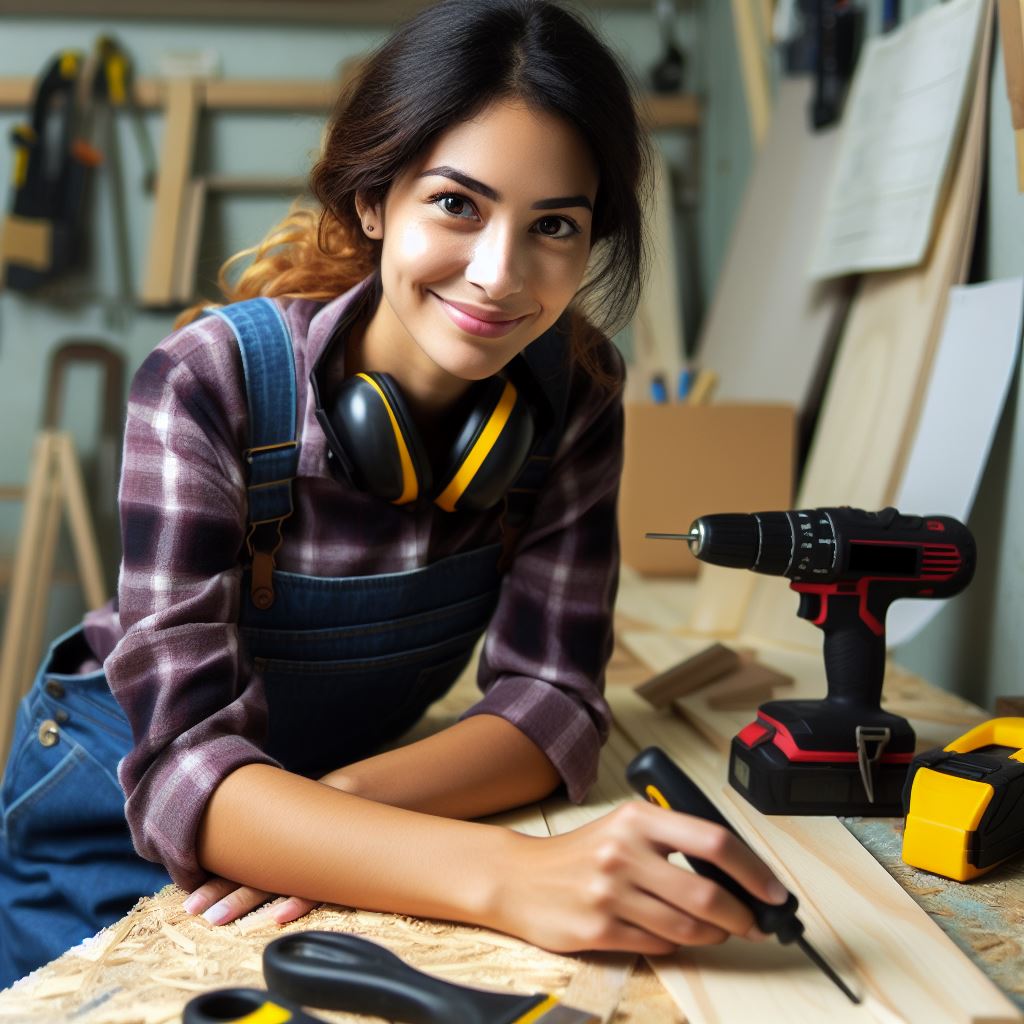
[325,371,431,503]
[435,378,535,512]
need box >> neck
[350,290,472,427]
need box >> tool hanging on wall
[76,35,157,326]
[649,0,687,93]
[810,0,865,130]
[0,340,123,767]
[0,50,97,291]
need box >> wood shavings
[146,973,213,992]
[29,973,85,998]
[159,923,196,955]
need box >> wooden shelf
[0,76,700,128]
[0,0,658,21]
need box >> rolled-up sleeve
[106,327,280,891]
[461,339,625,802]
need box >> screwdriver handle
[626,746,803,943]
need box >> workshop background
[0,0,1020,714]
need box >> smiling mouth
[430,292,532,338]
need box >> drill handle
[794,586,889,708]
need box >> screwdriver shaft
[644,531,697,541]
[796,937,860,1004]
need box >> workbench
[0,569,1021,1023]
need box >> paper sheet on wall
[887,277,1024,648]
[808,0,986,280]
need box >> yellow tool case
[902,718,1024,881]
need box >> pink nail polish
[182,894,203,915]
[203,902,231,925]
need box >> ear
[354,192,384,239]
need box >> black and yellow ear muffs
[323,371,535,512]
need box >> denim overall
[0,298,568,987]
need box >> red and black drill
[650,507,976,815]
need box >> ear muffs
[324,371,432,504]
[323,371,534,511]
[434,376,535,512]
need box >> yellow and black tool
[186,931,601,1024]
[902,717,1024,881]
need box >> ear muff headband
[435,378,518,513]
[355,372,419,504]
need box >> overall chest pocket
[251,627,483,778]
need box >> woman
[0,0,786,988]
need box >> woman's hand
[490,800,790,955]
[182,876,320,927]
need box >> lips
[430,292,531,339]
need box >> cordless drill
[651,507,976,815]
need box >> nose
[464,221,525,301]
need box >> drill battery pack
[729,699,916,816]
[902,718,1024,881]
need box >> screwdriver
[626,746,860,1004]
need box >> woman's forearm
[319,713,562,818]
[196,761,519,924]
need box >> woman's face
[359,98,599,384]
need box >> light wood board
[608,684,1021,1024]
[694,77,854,418]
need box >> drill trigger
[856,726,892,803]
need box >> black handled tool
[626,746,860,1005]
[261,930,600,1024]
[183,986,329,1024]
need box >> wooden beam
[0,76,700,129]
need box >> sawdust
[0,883,592,1023]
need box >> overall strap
[207,297,298,610]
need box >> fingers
[643,804,790,908]
[182,877,276,925]
[267,897,320,925]
[636,855,760,940]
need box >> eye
[534,215,580,240]
[428,191,478,220]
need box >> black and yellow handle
[262,932,576,1024]
[626,746,803,943]
[183,987,327,1024]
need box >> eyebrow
[416,165,594,212]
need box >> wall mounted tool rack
[0,75,700,308]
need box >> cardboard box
[619,403,796,576]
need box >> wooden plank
[743,3,994,652]
[608,686,1021,1024]
[629,145,685,402]
[997,0,1024,190]
[634,643,741,708]
[692,77,854,418]
[731,0,773,148]
[139,77,200,308]
[0,76,700,129]
[0,433,57,764]
[55,433,108,611]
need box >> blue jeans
[0,627,171,987]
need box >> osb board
[0,886,582,1024]
[741,3,994,653]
